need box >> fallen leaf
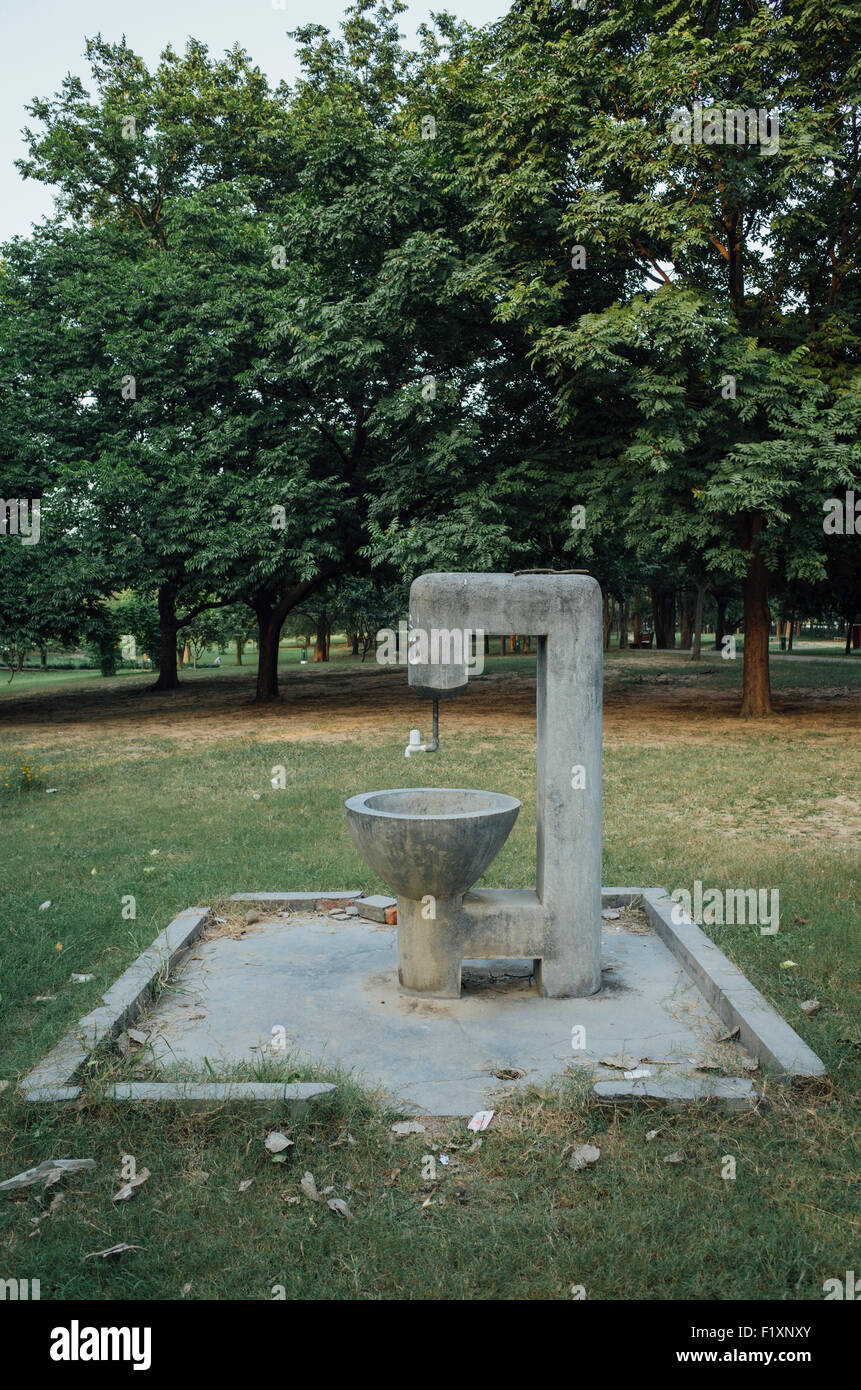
[391,1121,426,1136]
[740,1056,759,1072]
[112,1167,150,1202]
[646,1130,660,1142]
[264,1132,293,1154]
[0,1158,96,1192]
[84,1243,143,1260]
[300,1171,320,1202]
[569,1143,601,1171]
[717,1026,740,1043]
[238,1179,254,1192]
[327,1197,353,1220]
[38,901,52,911]
[601,908,622,920]
[780,960,798,969]
[600,1053,638,1070]
[800,999,822,1015]
[663,1151,686,1164]
[71,973,94,984]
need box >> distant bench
[629,632,654,648]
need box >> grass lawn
[0,649,858,1300]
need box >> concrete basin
[345,788,520,901]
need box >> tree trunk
[714,595,728,651]
[153,583,180,690]
[691,583,707,661]
[484,633,490,656]
[40,646,47,668]
[253,592,282,702]
[314,616,330,662]
[618,601,629,649]
[602,595,613,651]
[740,549,774,717]
[651,587,676,649]
[633,611,642,644]
[787,614,795,652]
[678,589,696,649]
[350,633,359,656]
[236,638,243,666]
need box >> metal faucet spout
[404,699,439,756]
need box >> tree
[456,0,861,714]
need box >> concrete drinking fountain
[23,569,824,1112]
[346,570,603,998]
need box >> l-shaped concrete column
[408,572,603,996]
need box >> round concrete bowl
[345,788,520,902]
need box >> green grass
[0,655,858,1300]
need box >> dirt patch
[0,656,858,756]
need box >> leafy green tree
[456,0,861,714]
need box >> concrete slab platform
[140,908,758,1116]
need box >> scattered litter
[663,1151,686,1164]
[34,996,56,1003]
[1,1158,96,1192]
[29,1192,64,1229]
[245,909,264,924]
[391,1121,426,1136]
[467,1110,494,1133]
[438,1154,450,1166]
[568,1144,601,1171]
[623,1067,652,1080]
[238,1179,254,1192]
[494,1067,524,1080]
[467,1137,483,1153]
[740,1056,759,1072]
[780,960,798,969]
[0,1081,8,1093]
[300,1172,320,1202]
[38,901,52,911]
[600,1053,638,1070]
[70,973,94,984]
[800,999,822,1015]
[112,1167,150,1202]
[45,788,58,794]
[265,1132,294,1155]
[717,1026,740,1043]
[85,1243,143,1260]
[688,1058,720,1071]
[252,793,261,800]
[327,1197,353,1220]
[646,1130,660,1142]
[601,908,622,920]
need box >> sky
[0,0,505,244]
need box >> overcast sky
[1,0,505,244]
